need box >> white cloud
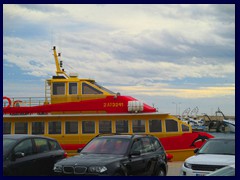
[3,4,235,115]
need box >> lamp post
[178,102,181,116]
[172,102,181,116]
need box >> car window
[152,138,163,151]
[131,139,142,153]
[14,139,33,156]
[49,140,61,151]
[141,137,154,153]
[34,138,50,153]
[3,138,17,155]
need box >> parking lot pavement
[167,161,183,176]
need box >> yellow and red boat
[3,46,214,161]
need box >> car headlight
[184,162,192,169]
[53,164,63,172]
[88,166,107,173]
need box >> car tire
[156,167,166,176]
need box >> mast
[53,46,69,78]
[215,107,227,120]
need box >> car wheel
[156,167,166,176]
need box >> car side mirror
[194,148,199,154]
[130,150,141,156]
[77,148,83,153]
[14,152,25,159]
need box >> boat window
[3,122,11,134]
[32,122,44,134]
[165,119,178,132]
[132,120,145,133]
[82,121,95,134]
[52,82,65,95]
[93,82,115,94]
[69,82,78,95]
[149,119,162,132]
[15,122,28,134]
[181,124,190,132]
[116,120,129,133]
[82,82,103,94]
[65,121,78,134]
[99,120,112,133]
[48,121,61,134]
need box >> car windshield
[3,138,17,155]
[198,139,235,155]
[81,138,130,155]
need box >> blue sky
[3,4,235,116]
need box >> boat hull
[223,120,235,133]
[166,149,195,161]
[3,113,214,161]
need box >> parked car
[53,134,168,176]
[206,164,235,176]
[3,134,67,176]
[180,138,235,176]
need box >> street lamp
[178,102,181,116]
[172,102,181,116]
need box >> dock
[167,161,183,176]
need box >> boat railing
[3,97,50,108]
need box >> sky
[3,4,235,116]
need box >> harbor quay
[167,161,183,176]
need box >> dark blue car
[3,134,67,176]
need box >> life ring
[13,100,22,107]
[3,96,12,108]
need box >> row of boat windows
[53,82,104,95]
[3,119,190,135]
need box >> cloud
[110,84,235,98]
[3,4,235,115]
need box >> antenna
[52,46,69,78]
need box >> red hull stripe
[60,132,214,151]
[61,144,85,150]
[160,132,214,150]
[3,96,156,114]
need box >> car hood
[185,154,235,165]
[56,153,124,166]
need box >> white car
[206,164,235,176]
[180,138,235,176]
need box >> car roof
[3,134,56,141]
[95,134,155,139]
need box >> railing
[3,97,51,108]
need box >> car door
[140,137,157,175]
[126,138,146,176]
[48,139,66,171]
[33,138,53,175]
[8,138,36,176]
[150,137,166,175]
